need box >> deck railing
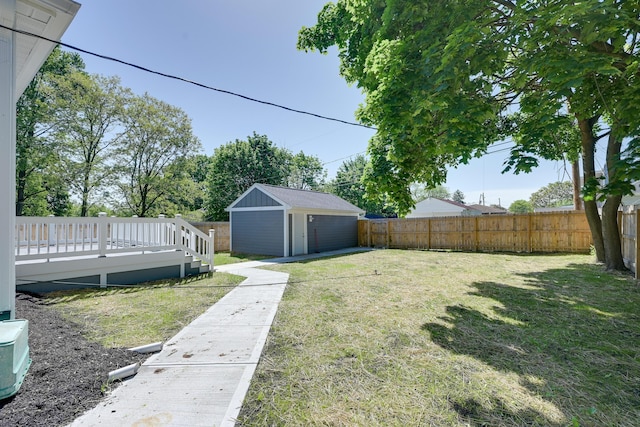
[15,214,215,267]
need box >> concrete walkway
[69,248,367,427]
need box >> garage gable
[231,187,282,209]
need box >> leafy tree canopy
[509,199,534,214]
[411,184,450,202]
[328,154,395,217]
[53,73,130,216]
[206,133,290,221]
[299,0,640,270]
[452,189,465,204]
[113,93,202,217]
[16,46,84,216]
[530,181,574,208]
[287,151,327,190]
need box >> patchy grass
[237,250,640,427]
[45,273,244,348]
[214,252,270,266]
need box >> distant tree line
[509,181,574,213]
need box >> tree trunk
[578,117,605,263]
[602,129,626,271]
[16,167,26,216]
[602,195,625,270]
[81,190,89,217]
[81,169,91,217]
[572,158,582,210]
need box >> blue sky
[60,0,593,208]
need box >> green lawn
[236,250,640,426]
[47,272,244,348]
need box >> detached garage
[227,184,364,257]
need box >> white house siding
[406,198,477,218]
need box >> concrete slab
[69,365,251,427]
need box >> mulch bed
[0,293,147,427]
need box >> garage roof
[228,183,365,214]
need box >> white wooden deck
[15,215,215,291]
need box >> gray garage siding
[307,215,358,253]
[232,210,284,256]
[233,188,281,208]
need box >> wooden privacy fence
[358,211,592,253]
[620,205,640,278]
[190,221,230,252]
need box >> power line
[322,151,367,166]
[0,23,377,131]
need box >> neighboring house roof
[467,204,508,215]
[534,205,575,213]
[406,197,480,218]
[622,194,640,206]
[227,183,365,214]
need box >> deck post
[209,229,215,268]
[0,0,16,320]
[98,212,107,257]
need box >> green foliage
[411,184,450,203]
[530,181,574,208]
[287,151,327,190]
[509,199,533,214]
[164,154,211,216]
[206,133,290,221]
[16,47,84,216]
[452,189,465,204]
[300,0,640,268]
[53,73,130,216]
[18,50,209,218]
[327,154,395,217]
[113,93,202,217]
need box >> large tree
[53,73,130,216]
[509,200,534,214]
[411,184,450,202]
[299,0,640,270]
[287,151,326,190]
[16,47,84,216]
[530,181,574,208]
[113,93,201,217]
[207,133,290,221]
[452,190,465,204]
[163,154,212,220]
[328,154,395,217]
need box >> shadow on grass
[422,262,640,426]
[39,273,224,304]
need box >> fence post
[386,219,390,249]
[633,206,640,280]
[527,213,532,253]
[474,216,479,252]
[98,212,107,258]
